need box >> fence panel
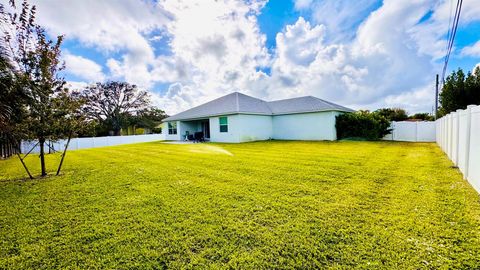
[384,121,436,142]
[416,122,436,142]
[457,109,470,176]
[0,140,20,159]
[436,105,480,193]
[467,106,480,192]
[21,134,165,154]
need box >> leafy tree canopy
[439,67,480,116]
[76,81,150,136]
[1,0,89,177]
[336,111,391,140]
[374,108,408,121]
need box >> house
[162,92,354,143]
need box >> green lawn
[1,141,480,269]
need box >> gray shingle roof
[163,92,354,121]
[268,96,355,115]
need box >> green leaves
[76,81,151,136]
[1,0,88,176]
[439,67,480,116]
[336,111,391,140]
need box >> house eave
[162,108,354,122]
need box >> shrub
[336,111,391,140]
[374,108,408,121]
[135,128,145,135]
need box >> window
[168,122,177,135]
[219,117,228,132]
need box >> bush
[336,111,391,140]
[135,128,145,135]
[151,127,162,134]
[374,108,408,121]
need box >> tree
[77,81,150,136]
[1,0,88,177]
[0,1,30,147]
[125,107,167,134]
[374,108,408,121]
[465,66,480,106]
[408,113,434,121]
[439,67,480,116]
[336,111,391,140]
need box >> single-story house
[162,92,354,143]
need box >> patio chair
[194,132,204,143]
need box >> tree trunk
[39,138,47,177]
[56,133,72,176]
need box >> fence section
[436,105,480,193]
[0,140,20,159]
[383,121,436,142]
[21,133,165,154]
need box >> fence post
[450,113,454,158]
[454,109,462,166]
[464,105,474,180]
[446,115,450,156]
[415,122,418,142]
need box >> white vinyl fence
[383,121,436,142]
[436,105,480,193]
[21,133,165,154]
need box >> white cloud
[299,0,380,41]
[30,0,480,115]
[63,53,105,82]
[152,0,270,113]
[66,81,88,91]
[31,0,170,88]
[462,41,480,57]
[260,0,436,112]
[294,0,313,10]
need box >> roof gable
[163,92,271,121]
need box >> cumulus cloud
[259,1,436,112]
[31,0,170,88]
[63,53,105,82]
[30,0,480,114]
[294,0,381,41]
[153,0,270,112]
[462,41,480,57]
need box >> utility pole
[435,74,439,119]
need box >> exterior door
[202,121,210,139]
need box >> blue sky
[31,0,480,114]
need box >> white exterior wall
[167,111,343,143]
[236,114,273,142]
[435,105,480,194]
[164,121,181,141]
[209,115,241,143]
[272,111,339,141]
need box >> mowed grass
[1,141,480,269]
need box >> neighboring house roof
[163,92,354,121]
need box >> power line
[444,0,454,54]
[441,0,463,86]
